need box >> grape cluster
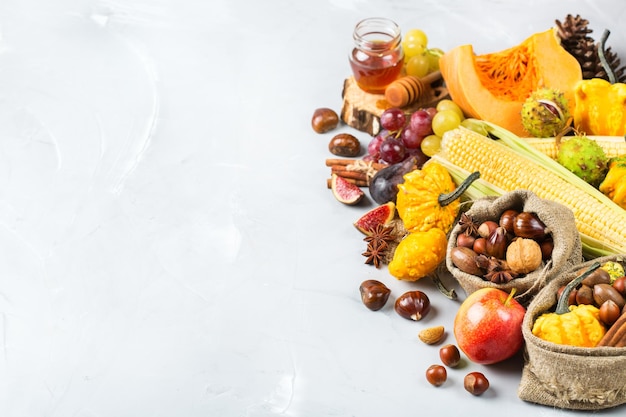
[365,99,467,166]
[401,28,444,78]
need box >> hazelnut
[418,325,445,345]
[477,220,498,238]
[394,290,431,321]
[359,280,391,311]
[311,107,339,133]
[439,344,461,368]
[464,372,489,396]
[425,364,447,387]
[613,276,626,296]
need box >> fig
[353,202,395,235]
[331,173,364,205]
[369,157,416,204]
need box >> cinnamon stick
[331,168,370,180]
[326,177,368,188]
[597,311,626,346]
[325,158,386,171]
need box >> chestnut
[599,300,621,327]
[499,209,519,234]
[311,107,339,133]
[394,290,431,321]
[359,280,391,311]
[575,284,594,305]
[485,226,507,259]
[464,372,489,396]
[513,212,549,240]
[328,133,360,157]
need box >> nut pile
[450,210,553,283]
[358,279,490,396]
[561,262,626,346]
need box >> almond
[418,325,445,345]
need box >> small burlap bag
[518,255,626,410]
[446,190,583,306]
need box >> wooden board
[340,76,449,136]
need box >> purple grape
[367,130,390,159]
[401,126,424,149]
[406,147,430,168]
[424,107,437,119]
[379,137,406,164]
[410,109,434,137]
[380,108,407,132]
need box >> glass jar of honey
[349,18,404,94]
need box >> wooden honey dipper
[384,71,442,108]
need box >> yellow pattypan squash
[396,161,479,234]
[574,78,626,136]
[388,227,447,281]
[532,262,606,347]
[599,156,626,209]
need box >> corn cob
[436,122,626,257]
[525,136,626,160]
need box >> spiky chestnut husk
[556,135,609,187]
[521,88,571,137]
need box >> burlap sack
[446,190,583,306]
[518,255,626,410]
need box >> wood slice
[340,76,449,136]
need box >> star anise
[362,239,388,268]
[458,212,480,236]
[477,255,518,283]
[485,269,516,284]
[364,224,395,246]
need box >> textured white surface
[0,0,625,415]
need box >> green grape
[405,54,430,77]
[436,99,465,120]
[461,119,489,136]
[432,109,462,137]
[402,42,426,59]
[426,49,440,72]
[404,29,428,48]
[420,134,442,157]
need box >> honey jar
[349,17,404,94]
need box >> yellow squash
[395,161,478,234]
[599,155,626,209]
[388,228,447,281]
[574,78,626,136]
[532,263,606,347]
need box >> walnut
[505,238,543,274]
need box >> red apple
[453,288,526,365]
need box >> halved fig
[331,173,365,205]
[353,201,396,235]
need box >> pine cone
[555,14,626,82]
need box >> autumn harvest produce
[520,256,626,410]
[433,122,626,258]
[446,190,582,305]
[454,287,526,365]
[439,28,582,136]
[313,13,626,412]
